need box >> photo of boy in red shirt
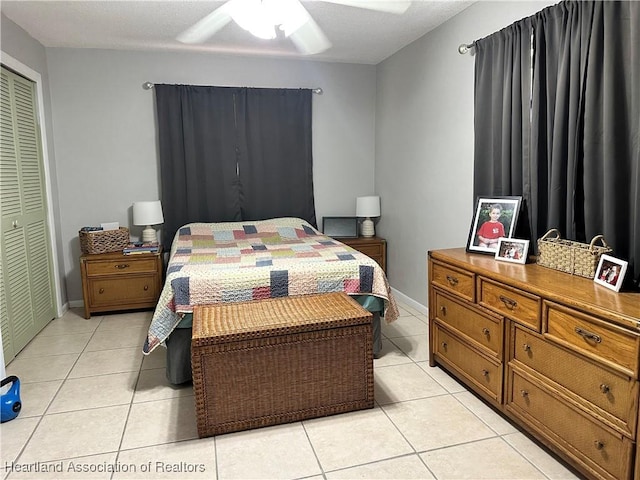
[476,204,505,248]
[467,197,521,254]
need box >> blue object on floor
[1,375,21,423]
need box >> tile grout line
[374,310,438,478]
[6,313,106,470]
[110,339,146,480]
[299,421,327,479]
[5,311,165,478]
[382,309,516,477]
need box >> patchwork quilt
[143,217,399,354]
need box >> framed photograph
[467,196,522,254]
[495,238,529,264]
[594,254,628,292]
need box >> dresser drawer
[478,277,540,331]
[434,324,502,402]
[85,258,159,276]
[88,275,159,307]
[431,261,475,302]
[434,290,503,358]
[512,325,638,437]
[544,301,640,377]
[508,370,632,480]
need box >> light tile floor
[2,303,581,480]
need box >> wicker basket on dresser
[428,248,640,480]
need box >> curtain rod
[142,82,322,94]
[458,42,476,55]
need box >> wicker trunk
[191,292,374,438]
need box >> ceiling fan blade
[289,15,332,55]
[176,2,235,44]
[319,0,411,15]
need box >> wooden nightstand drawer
[431,261,475,302]
[85,258,158,276]
[80,249,163,318]
[478,277,540,331]
[508,370,633,480]
[434,290,503,358]
[89,275,159,307]
[512,324,638,437]
[434,324,502,402]
[544,301,640,377]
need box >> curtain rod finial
[458,43,476,55]
[143,82,154,90]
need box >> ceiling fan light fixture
[266,0,309,37]
[229,0,277,39]
[228,0,310,40]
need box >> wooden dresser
[428,248,640,480]
[340,236,386,272]
[80,249,163,319]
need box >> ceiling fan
[177,0,411,55]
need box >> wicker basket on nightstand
[79,227,129,254]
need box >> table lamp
[133,200,164,243]
[356,196,380,237]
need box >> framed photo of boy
[467,196,522,254]
[495,238,529,264]
[594,254,628,292]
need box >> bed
[143,217,399,384]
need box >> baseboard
[68,300,84,309]
[58,302,70,316]
[391,287,428,315]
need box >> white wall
[375,1,556,308]
[44,49,378,303]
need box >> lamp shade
[356,196,380,218]
[133,201,164,226]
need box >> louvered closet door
[1,66,55,362]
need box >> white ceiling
[1,0,474,64]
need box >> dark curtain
[473,19,533,200]
[155,85,316,247]
[155,85,242,246]
[239,88,316,225]
[474,0,640,288]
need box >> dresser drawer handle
[441,342,448,349]
[115,264,130,270]
[482,328,490,336]
[99,288,104,294]
[439,306,447,316]
[600,384,610,394]
[499,295,517,310]
[481,369,489,377]
[594,440,604,450]
[523,343,531,352]
[144,285,149,291]
[574,327,601,343]
[520,390,528,397]
[446,275,459,286]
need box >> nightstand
[340,236,387,272]
[80,249,163,319]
